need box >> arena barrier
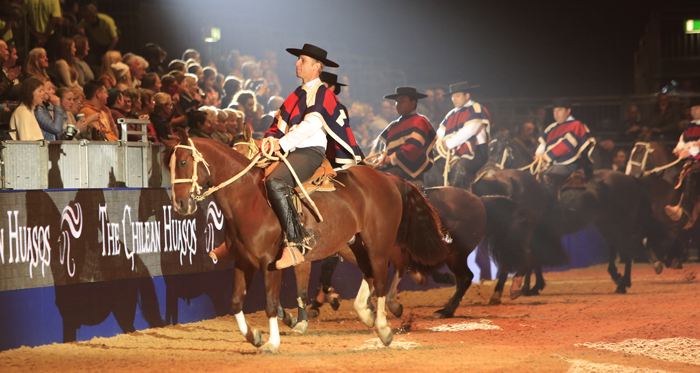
[0,143,609,351]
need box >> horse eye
[180,160,186,167]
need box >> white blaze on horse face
[169,152,177,186]
[234,311,248,336]
[268,317,280,349]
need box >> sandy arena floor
[2,262,699,372]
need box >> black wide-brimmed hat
[442,81,480,96]
[384,86,428,101]
[687,96,700,108]
[286,44,339,68]
[320,71,346,95]
[552,98,571,109]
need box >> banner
[0,188,227,292]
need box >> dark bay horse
[163,130,448,353]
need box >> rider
[436,81,491,188]
[373,87,437,187]
[264,44,362,270]
[665,97,700,226]
[535,98,595,194]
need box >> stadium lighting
[685,19,700,34]
[204,27,221,43]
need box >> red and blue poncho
[378,113,437,178]
[538,116,594,165]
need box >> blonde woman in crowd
[99,50,122,88]
[53,37,81,89]
[55,87,98,137]
[23,48,50,81]
[72,35,94,86]
[137,89,155,117]
[9,77,45,140]
[111,62,130,91]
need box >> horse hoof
[252,329,263,347]
[670,258,682,270]
[431,308,453,319]
[291,320,308,335]
[260,342,277,354]
[378,328,393,346]
[355,308,375,328]
[283,312,297,329]
[388,303,403,318]
[613,276,623,286]
[307,305,320,319]
[489,297,502,305]
[329,294,341,311]
[510,289,522,300]
[652,261,664,275]
[615,286,627,294]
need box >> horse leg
[354,278,375,328]
[260,267,284,354]
[489,271,508,305]
[289,263,312,334]
[532,267,546,294]
[308,255,342,319]
[510,271,525,300]
[231,264,262,347]
[386,266,404,318]
[369,256,393,346]
[521,268,533,296]
[434,250,473,318]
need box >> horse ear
[176,128,189,144]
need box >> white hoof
[356,307,375,328]
[291,320,308,335]
[260,342,277,354]
[378,327,393,346]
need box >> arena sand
[2,263,699,373]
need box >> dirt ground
[2,262,700,373]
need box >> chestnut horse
[163,130,448,353]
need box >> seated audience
[123,53,148,88]
[111,62,130,91]
[99,50,122,88]
[107,88,127,123]
[211,109,231,144]
[137,89,155,117]
[72,35,93,86]
[24,47,50,81]
[56,87,96,138]
[186,109,212,139]
[150,92,173,142]
[179,73,200,112]
[53,37,81,89]
[141,72,161,92]
[122,88,142,119]
[142,43,166,76]
[0,40,20,101]
[221,76,241,109]
[78,80,119,141]
[35,80,66,140]
[9,77,45,140]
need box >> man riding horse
[535,98,595,194]
[436,81,491,189]
[263,44,362,269]
[665,97,700,227]
[373,87,437,187]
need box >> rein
[626,142,653,176]
[170,138,324,222]
[434,137,454,187]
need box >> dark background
[134,0,694,97]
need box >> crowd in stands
[0,0,697,175]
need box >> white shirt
[278,78,327,152]
[436,100,489,150]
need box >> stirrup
[665,204,686,222]
[275,246,306,269]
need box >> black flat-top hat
[552,98,572,109]
[319,71,346,95]
[443,81,480,96]
[286,44,339,68]
[384,86,428,100]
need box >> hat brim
[384,93,428,100]
[442,85,480,97]
[286,48,339,68]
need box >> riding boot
[666,175,696,222]
[266,178,313,269]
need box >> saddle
[264,158,339,197]
[560,169,587,191]
[474,161,500,182]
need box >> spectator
[646,93,681,141]
[149,92,173,142]
[612,149,627,172]
[53,37,81,89]
[9,77,45,140]
[182,48,200,64]
[110,62,130,91]
[23,0,62,59]
[510,121,538,161]
[211,109,231,144]
[24,47,50,81]
[72,35,93,86]
[622,104,643,142]
[179,73,200,112]
[98,50,122,88]
[137,89,155,117]
[56,87,96,137]
[141,72,161,92]
[78,80,119,141]
[35,80,66,140]
[233,90,257,129]
[167,59,185,74]
[122,53,148,88]
[77,3,118,65]
[142,43,166,76]
[186,109,211,139]
[0,40,20,100]
[199,66,216,92]
[122,87,141,119]
[202,86,220,108]
[221,76,241,109]
[107,88,127,123]
[223,108,243,141]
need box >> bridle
[625,142,653,177]
[170,138,212,202]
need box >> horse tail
[391,177,449,274]
[529,202,570,268]
[481,196,532,273]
